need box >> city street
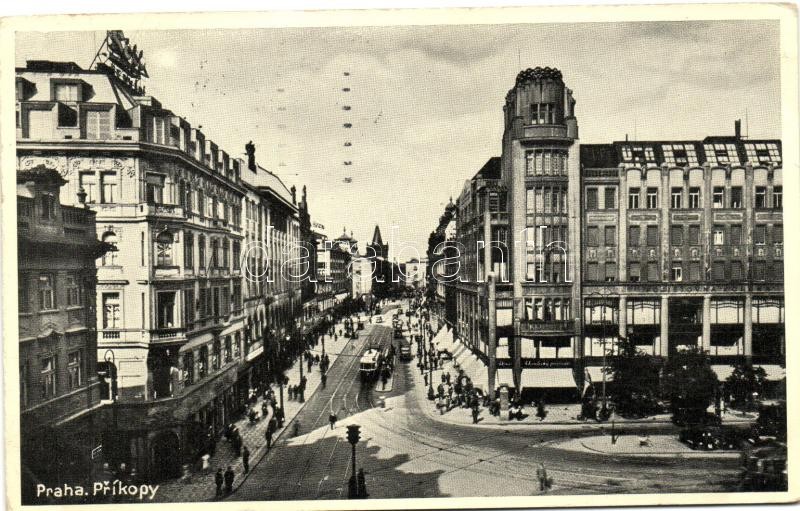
[233,305,742,500]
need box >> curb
[576,440,741,459]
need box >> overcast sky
[16,21,780,260]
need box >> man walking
[214,468,224,498]
[242,445,250,474]
[265,418,275,449]
[224,465,235,494]
[536,463,549,492]
[329,411,337,430]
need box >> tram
[360,348,382,381]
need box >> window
[212,339,221,370]
[605,262,616,282]
[646,188,658,209]
[41,356,56,399]
[587,226,600,247]
[713,226,725,246]
[145,174,165,204]
[222,239,229,268]
[629,226,640,246]
[671,265,683,282]
[587,262,599,282]
[210,238,219,268]
[730,187,742,209]
[712,261,726,281]
[754,225,766,245]
[671,188,682,209]
[155,231,174,266]
[157,292,177,329]
[604,187,616,209]
[688,225,700,245]
[712,187,724,208]
[65,275,81,307]
[67,350,82,389]
[212,287,220,318]
[774,224,783,244]
[183,352,195,385]
[184,232,194,268]
[689,262,701,281]
[628,262,641,282]
[18,274,30,313]
[586,188,599,210]
[84,109,111,140]
[102,292,121,328]
[628,188,640,209]
[704,143,740,165]
[647,262,659,282]
[198,288,208,319]
[225,336,232,362]
[101,232,118,266]
[54,83,79,102]
[38,274,55,310]
[198,235,206,269]
[79,172,97,203]
[753,261,766,281]
[232,241,241,270]
[671,225,683,245]
[755,187,767,209]
[531,103,556,124]
[646,225,658,246]
[604,226,616,246]
[232,282,242,311]
[773,186,782,209]
[41,193,57,220]
[731,261,744,280]
[663,144,699,166]
[745,143,781,165]
[198,346,209,378]
[688,187,701,209]
[730,225,742,245]
[184,288,195,328]
[100,172,118,203]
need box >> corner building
[445,67,784,400]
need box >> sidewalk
[411,336,757,430]
[153,317,359,503]
[553,434,740,459]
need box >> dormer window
[621,145,656,164]
[54,82,80,102]
[663,144,698,166]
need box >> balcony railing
[151,327,187,342]
[519,319,575,335]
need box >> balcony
[519,319,575,336]
[521,124,568,141]
[150,327,187,343]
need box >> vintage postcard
[1,4,798,510]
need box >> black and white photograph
[2,5,798,509]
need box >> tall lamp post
[589,289,614,418]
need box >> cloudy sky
[16,21,780,259]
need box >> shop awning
[497,368,515,387]
[520,368,577,389]
[759,365,786,381]
[585,366,613,383]
[711,365,735,381]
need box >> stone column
[702,295,712,353]
[660,296,670,357]
[618,295,627,339]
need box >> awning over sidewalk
[585,366,613,383]
[520,368,577,389]
[711,365,734,381]
[759,365,786,381]
[497,368,515,387]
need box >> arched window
[101,231,119,266]
[155,230,174,266]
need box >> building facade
[15,58,305,480]
[443,67,784,400]
[17,167,110,500]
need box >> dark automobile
[679,425,719,450]
[750,400,786,443]
[672,408,721,427]
[399,346,413,362]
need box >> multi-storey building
[316,235,353,308]
[351,256,374,299]
[426,200,457,330]
[17,167,109,500]
[14,57,290,480]
[443,67,784,401]
[402,258,429,290]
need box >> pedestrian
[242,446,250,473]
[536,463,550,492]
[215,468,224,497]
[329,412,337,430]
[536,400,547,421]
[357,468,368,498]
[287,385,294,401]
[445,372,451,384]
[381,372,388,390]
[224,465,235,493]
[265,420,274,449]
[424,373,428,386]
[307,357,313,373]
[233,430,242,457]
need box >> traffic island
[551,434,741,459]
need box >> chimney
[625,133,629,142]
[735,119,742,140]
[245,141,256,172]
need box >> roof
[22,60,85,73]
[240,162,296,209]
[371,225,384,246]
[474,157,501,180]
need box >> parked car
[679,425,719,450]
[375,316,383,323]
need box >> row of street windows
[19,273,83,313]
[20,349,85,407]
[586,224,783,248]
[586,260,783,283]
[623,186,782,210]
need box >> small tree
[608,336,661,418]
[662,347,719,424]
[726,364,767,411]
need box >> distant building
[17,166,109,500]
[351,256,374,298]
[316,236,353,309]
[403,258,428,290]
